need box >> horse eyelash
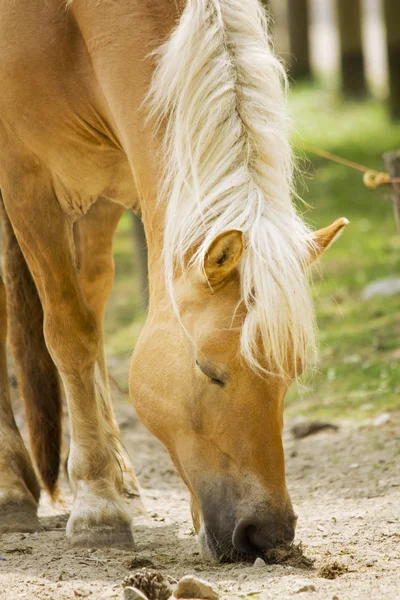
[195,360,225,387]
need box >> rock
[366,559,376,567]
[74,588,91,598]
[237,573,248,582]
[124,588,149,600]
[295,584,316,594]
[175,575,218,600]
[253,557,266,568]
[291,420,338,439]
[332,596,340,600]
[362,277,400,300]
[373,413,391,427]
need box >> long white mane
[150,0,316,375]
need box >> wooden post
[383,151,400,234]
[337,0,367,98]
[287,0,311,80]
[268,0,290,61]
[383,1,400,120]
[131,212,149,311]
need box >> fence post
[337,0,367,98]
[383,1,400,120]
[383,151,400,235]
[287,0,311,80]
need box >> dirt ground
[0,396,399,600]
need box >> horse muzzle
[197,497,297,562]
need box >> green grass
[105,83,400,418]
[286,85,400,419]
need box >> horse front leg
[2,176,134,548]
[74,198,142,504]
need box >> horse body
[0,0,166,546]
[0,0,139,214]
[0,0,346,560]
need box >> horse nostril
[233,517,275,556]
[232,515,295,557]
[232,518,258,555]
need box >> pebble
[124,588,148,600]
[253,557,266,568]
[373,413,391,427]
[295,584,316,594]
[175,575,218,600]
[174,575,218,600]
[332,596,340,600]
[362,276,400,300]
[74,588,91,598]
[237,574,248,582]
[366,559,376,567]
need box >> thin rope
[301,143,400,190]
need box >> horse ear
[308,218,349,264]
[203,230,244,285]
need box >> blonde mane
[149,0,316,375]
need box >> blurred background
[105,0,400,422]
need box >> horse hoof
[66,496,135,548]
[0,500,42,534]
[68,519,135,548]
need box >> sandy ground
[0,396,399,600]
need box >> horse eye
[195,359,225,387]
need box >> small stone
[332,596,339,600]
[74,588,91,598]
[237,574,248,582]
[124,588,149,600]
[373,413,391,427]
[175,575,218,600]
[291,420,338,439]
[295,584,316,594]
[349,463,359,469]
[362,277,400,300]
[253,557,266,568]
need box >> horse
[0,0,347,561]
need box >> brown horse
[0,0,347,561]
